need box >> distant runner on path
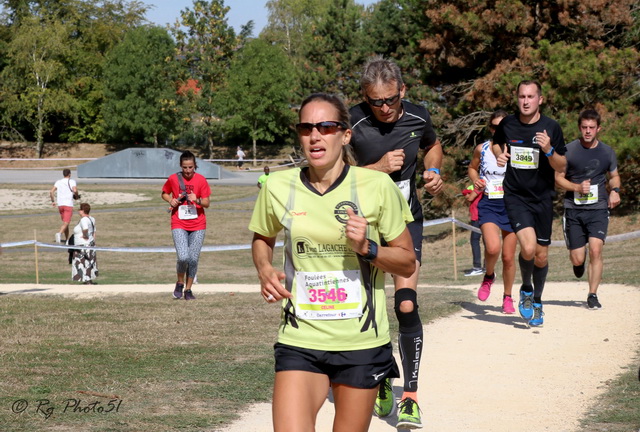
[555,109,620,309]
[50,168,78,243]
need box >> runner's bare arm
[50,185,57,206]
[422,139,443,195]
[362,149,405,174]
[554,171,588,194]
[468,144,486,192]
[345,208,415,278]
[608,169,621,208]
[252,233,291,301]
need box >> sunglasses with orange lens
[295,121,348,135]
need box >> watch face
[366,240,378,261]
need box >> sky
[143,0,378,35]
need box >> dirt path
[3,281,639,431]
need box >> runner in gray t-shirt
[555,109,621,309]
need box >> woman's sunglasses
[295,121,348,136]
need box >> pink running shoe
[502,295,515,314]
[477,275,494,301]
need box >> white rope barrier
[3,218,639,284]
[0,240,283,252]
[3,219,639,251]
[239,161,301,172]
[429,217,640,246]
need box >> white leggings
[172,229,206,279]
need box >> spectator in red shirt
[462,185,483,276]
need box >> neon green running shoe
[397,397,423,429]
[373,378,395,417]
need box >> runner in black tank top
[350,56,443,429]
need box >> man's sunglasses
[295,121,348,135]
[366,93,401,107]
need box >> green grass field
[1,183,639,431]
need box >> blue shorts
[478,195,513,232]
[274,342,399,389]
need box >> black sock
[519,253,534,289]
[533,264,549,300]
[485,273,495,280]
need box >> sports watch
[361,239,378,262]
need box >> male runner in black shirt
[492,80,566,327]
[350,56,443,429]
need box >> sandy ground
[2,281,639,432]
[0,188,150,210]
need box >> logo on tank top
[334,201,358,224]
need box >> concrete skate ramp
[77,148,221,179]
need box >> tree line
[1,0,639,211]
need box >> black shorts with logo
[503,193,553,245]
[381,218,423,265]
[274,342,400,389]
[562,208,609,250]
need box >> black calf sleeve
[395,288,423,392]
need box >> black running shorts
[503,193,554,245]
[274,342,400,389]
[381,219,423,265]
[562,208,609,250]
